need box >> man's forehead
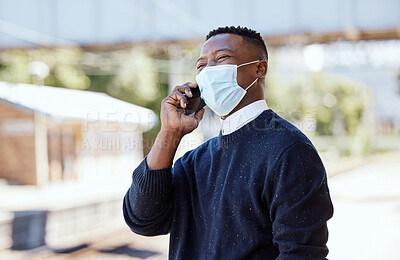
[200,34,243,56]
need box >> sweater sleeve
[267,142,334,260]
[122,157,173,236]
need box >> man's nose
[205,60,218,67]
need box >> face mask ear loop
[237,60,261,68]
[244,78,259,91]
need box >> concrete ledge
[0,212,13,250]
[0,198,125,251]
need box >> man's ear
[256,60,268,78]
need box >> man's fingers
[186,82,197,88]
[172,85,192,98]
[172,82,198,98]
[166,91,187,108]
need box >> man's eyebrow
[196,48,233,64]
[196,57,205,64]
[213,48,233,54]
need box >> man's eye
[197,64,205,70]
[217,55,228,60]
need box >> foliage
[0,48,90,89]
[0,47,169,144]
[0,45,373,157]
[265,72,371,137]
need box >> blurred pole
[167,44,185,92]
[29,61,50,186]
[33,112,49,186]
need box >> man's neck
[220,100,269,135]
[221,98,265,120]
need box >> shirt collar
[221,100,269,135]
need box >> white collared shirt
[221,100,269,135]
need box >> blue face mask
[195,60,260,116]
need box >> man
[123,26,333,259]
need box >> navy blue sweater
[123,110,333,259]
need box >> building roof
[0,0,399,48]
[0,81,158,131]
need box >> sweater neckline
[218,109,274,146]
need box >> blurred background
[0,0,399,259]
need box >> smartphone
[184,86,206,115]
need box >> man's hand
[147,82,205,170]
[160,82,205,136]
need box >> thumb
[193,108,205,127]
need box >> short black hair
[206,26,268,61]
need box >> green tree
[266,72,373,156]
[266,72,370,137]
[0,46,170,152]
[0,48,90,89]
